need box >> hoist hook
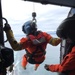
[32,12,37,23]
[32,12,36,18]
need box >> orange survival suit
[47,46,75,75]
[20,31,52,69]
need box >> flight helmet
[22,20,37,35]
[56,16,75,42]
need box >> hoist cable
[33,2,35,12]
[32,2,37,23]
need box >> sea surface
[5,33,60,75]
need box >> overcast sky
[2,0,70,35]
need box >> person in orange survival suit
[44,16,75,75]
[4,20,61,71]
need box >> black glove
[44,64,50,71]
[3,23,11,32]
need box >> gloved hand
[44,64,50,71]
[3,23,11,32]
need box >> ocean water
[5,33,60,75]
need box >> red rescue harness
[26,31,46,64]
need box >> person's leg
[34,64,40,71]
[21,54,28,69]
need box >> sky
[2,0,70,36]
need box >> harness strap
[32,46,46,57]
[25,46,46,64]
[25,31,46,64]
[26,46,46,58]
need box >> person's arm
[43,32,61,46]
[49,37,62,46]
[6,30,22,50]
[44,47,75,72]
[44,64,62,72]
[4,23,22,51]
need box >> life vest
[26,31,46,64]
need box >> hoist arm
[24,0,75,8]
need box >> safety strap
[25,46,46,64]
[31,46,45,57]
[26,46,46,58]
[25,31,46,64]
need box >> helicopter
[0,0,75,75]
